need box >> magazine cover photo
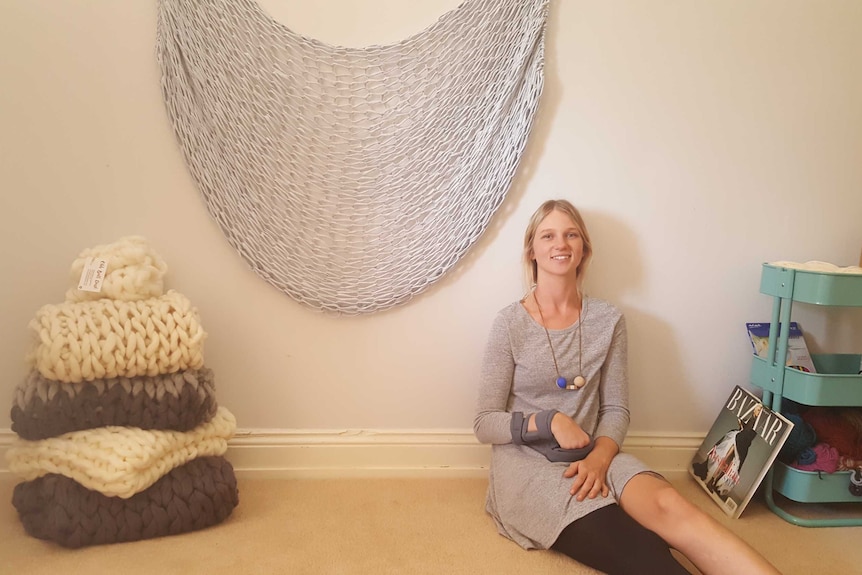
[690,385,793,518]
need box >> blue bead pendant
[556,376,567,389]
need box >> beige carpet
[1,471,860,575]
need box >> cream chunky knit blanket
[5,407,236,499]
[27,290,206,383]
[64,236,169,303]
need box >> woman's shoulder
[497,299,524,315]
[488,299,534,330]
[485,300,540,348]
[585,296,624,322]
[492,300,528,324]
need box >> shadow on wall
[583,210,697,428]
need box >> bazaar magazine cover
[689,385,794,518]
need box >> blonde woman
[474,199,781,574]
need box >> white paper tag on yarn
[77,257,108,292]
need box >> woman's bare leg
[619,473,781,575]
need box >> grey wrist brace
[511,409,558,445]
[510,410,595,463]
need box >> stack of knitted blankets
[6,237,239,548]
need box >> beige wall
[1,0,861,441]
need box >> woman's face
[531,209,584,281]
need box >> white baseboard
[0,428,704,479]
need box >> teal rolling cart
[749,263,862,527]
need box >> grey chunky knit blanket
[12,456,238,548]
[11,367,218,440]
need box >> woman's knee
[625,485,705,558]
[652,483,704,529]
[623,476,700,530]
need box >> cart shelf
[750,263,862,527]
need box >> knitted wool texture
[64,236,168,303]
[792,443,840,473]
[12,456,238,548]
[5,407,235,499]
[804,407,862,459]
[779,413,817,463]
[796,447,817,466]
[27,290,206,384]
[11,367,217,440]
[769,261,862,274]
[840,408,862,436]
[839,455,862,471]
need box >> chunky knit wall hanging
[156,0,549,314]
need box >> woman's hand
[563,437,618,501]
[550,412,591,449]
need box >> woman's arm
[594,314,631,446]
[563,312,629,500]
[473,313,517,444]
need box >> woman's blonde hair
[522,199,593,292]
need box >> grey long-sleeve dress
[473,297,656,550]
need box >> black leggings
[551,504,691,575]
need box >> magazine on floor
[689,385,794,518]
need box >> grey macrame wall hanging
[156,0,549,314]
